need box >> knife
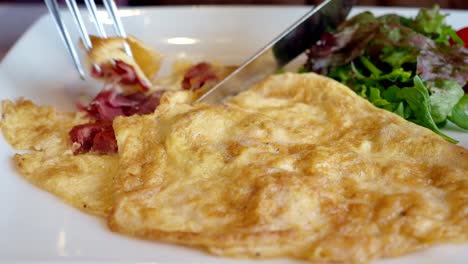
[196,0,356,104]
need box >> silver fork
[44,0,132,79]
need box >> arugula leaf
[369,87,390,107]
[398,76,457,143]
[393,102,405,118]
[448,95,468,130]
[350,61,366,79]
[378,68,412,82]
[427,79,464,124]
[449,29,465,47]
[329,64,351,81]
[360,56,382,76]
[383,85,401,102]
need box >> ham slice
[182,62,218,91]
[91,60,150,92]
[70,88,164,154]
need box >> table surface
[0,4,47,61]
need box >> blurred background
[0,0,466,8]
[0,0,466,60]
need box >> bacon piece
[182,62,218,91]
[114,61,138,85]
[91,60,150,92]
[124,91,163,116]
[81,88,162,122]
[82,88,134,121]
[91,128,118,154]
[70,89,164,155]
[69,121,112,154]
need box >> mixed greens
[302,6,468,143]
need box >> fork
[44,0,132,79]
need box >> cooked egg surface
[1,99,117,216]
[1,73,467,263]
[110,73,468,263]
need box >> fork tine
[65,0,93,51]
[102,0,127,38]
[84,0,107,38]
[102,0,133,57]
[46,0,132,79]
[44,0,86,79]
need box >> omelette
[1,37,467,263]
[1,99,117,216]
[109,73,468,263]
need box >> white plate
[0,6,467,264]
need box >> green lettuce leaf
[398,76,457,143]
[303,6,468,141]
[411,5,463,46]
[427,79,464,124]
[448,95,468,130]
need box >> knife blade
[197,0,356,104]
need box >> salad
[302,6,468,143]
